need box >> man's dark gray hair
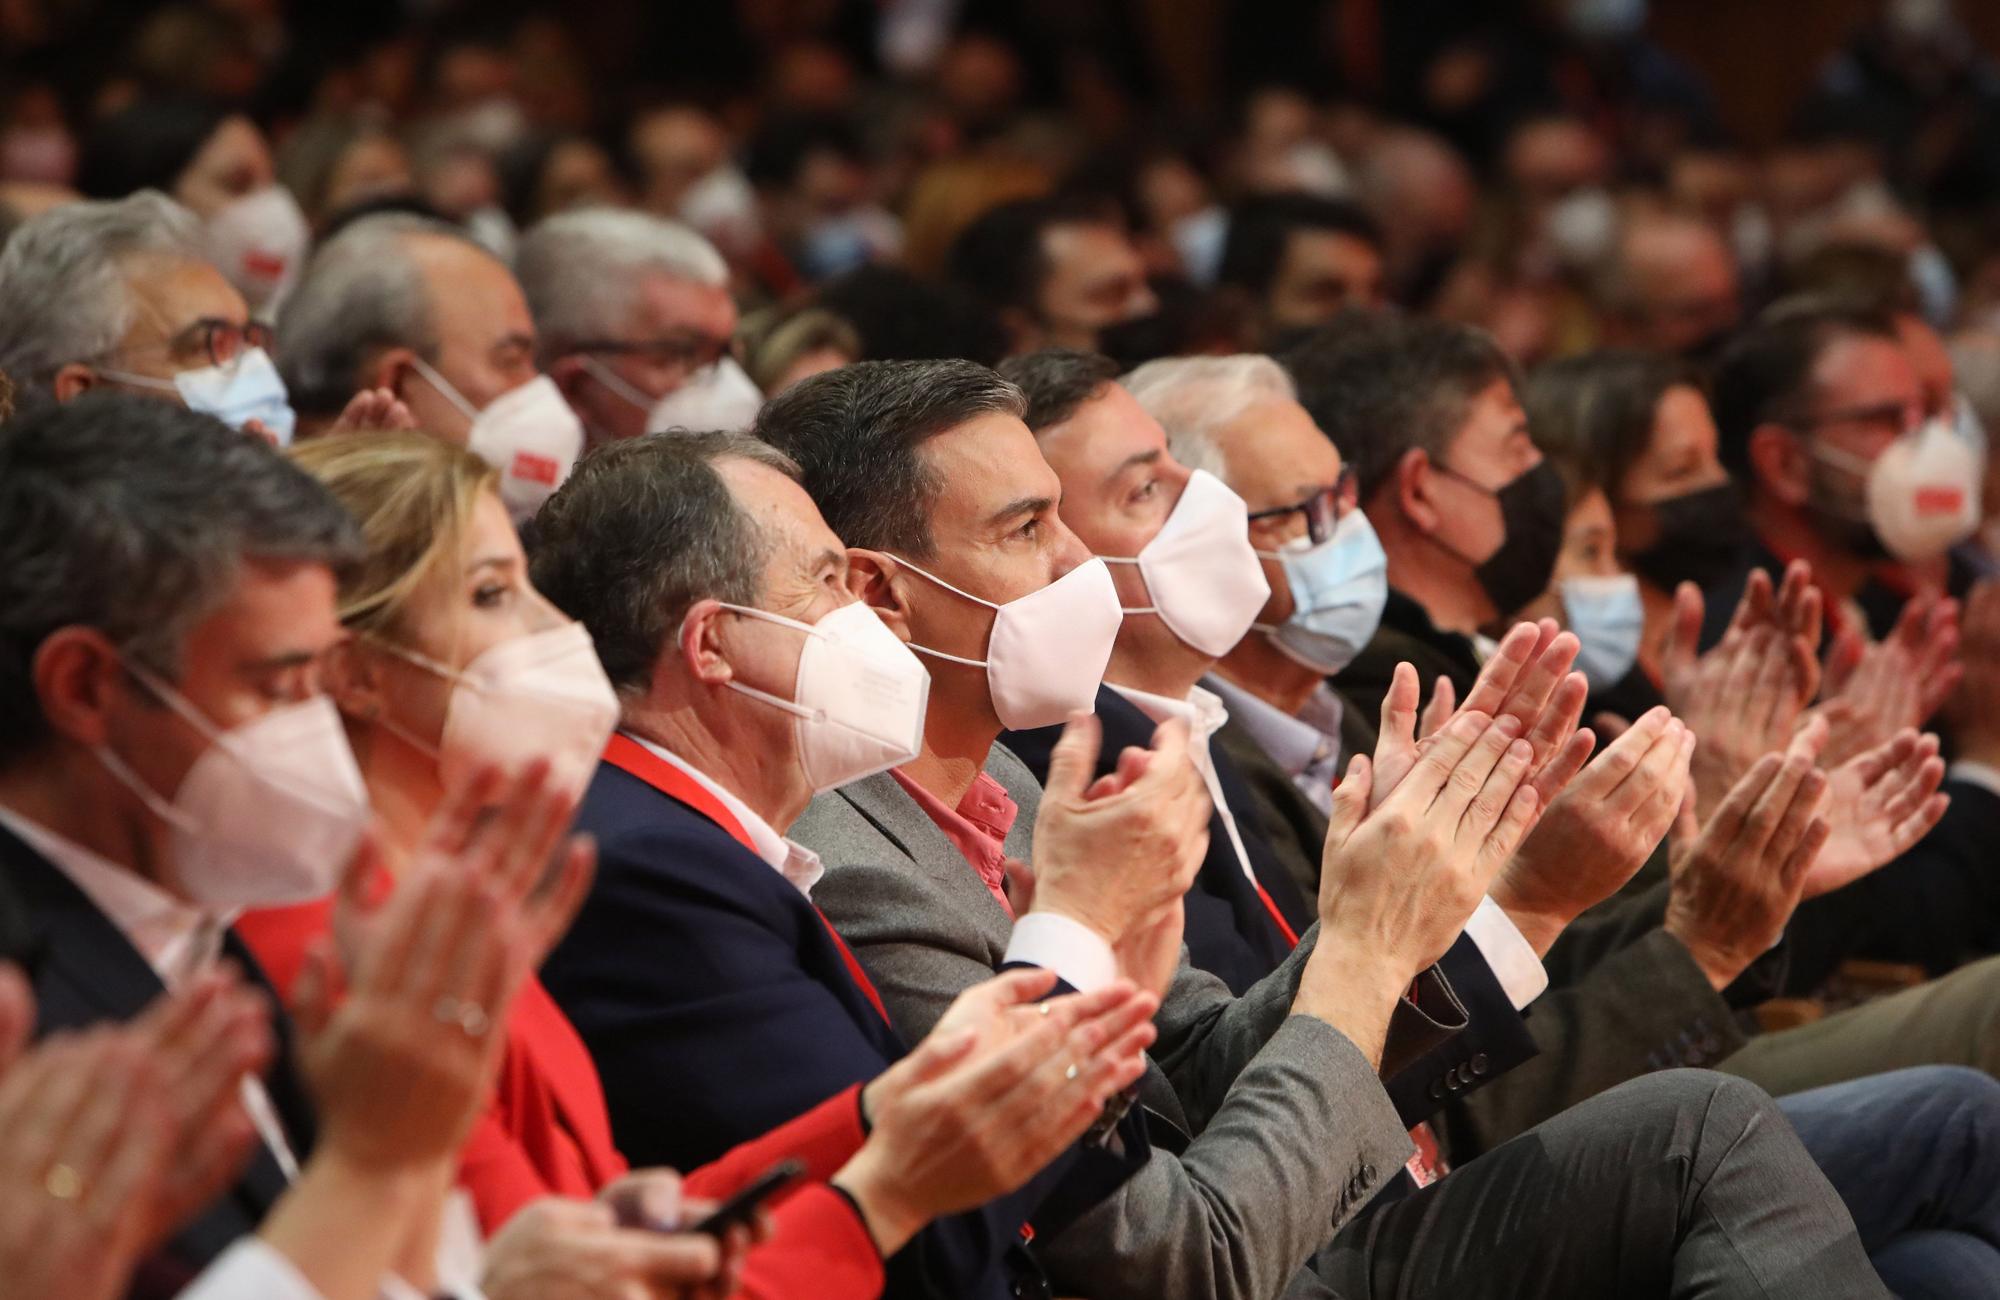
[997,348,1119,433]
[753,359,1025,557]
[0,393,362,765]
[527,431,801,696]
[1278,312,1520,501]
[276,212,489,418]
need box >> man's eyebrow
[802,546,844,573]
[985,494,1055,529]
[239,649,320,673]
[1101,448,1160,487]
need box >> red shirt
[889,768,1019,915]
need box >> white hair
[515,207,729,361]
[0,190,204,400]
[275,212,482,418]
[1121,353,1298,481]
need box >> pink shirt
[890,767,1020,916]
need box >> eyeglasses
[112,317,275,370]
[1246,466,1358,545]
[1784,400,1922,441]
[569,333,733,377]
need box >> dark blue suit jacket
[0,823,315,1300]
[542,760,1141,1300]
[1004,686,1538,1129]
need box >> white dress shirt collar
[1203,674,1331,779]
[0,804,228,988]
[624,733,824,895]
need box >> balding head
[1602,212,1741,357]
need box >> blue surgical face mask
[1252,508,1389,676]
[1562,573,1644,690]
[99,346,298,445]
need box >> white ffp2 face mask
[206,185,311,314]
[1561,573,1644,690]
[1253,508,1389,676]
[646,357,765,434]
[714,600,931,792]
[94,665,370,909]
[895,556,1123,731]
[1101,469,1269,658]
[378,621,620,799]
[1819,418,1983,561]
[412,358,584,523]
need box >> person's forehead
[1284,227,1378,272]
[1452,377,1525,446]
[1567,486,1613,532]
[716,454,841,557]
[414,236,532,329]
[1219,394,1340,483]
[1649,385,1716,452]
[1814,333,1921,403]
[923,412,1058,526]
[1038,384,1166,489]
[630,272,737,339]
[125,253,249,325]
[1895,315,1954,390]
[193,558,343,655]
[1042,222,1137,274]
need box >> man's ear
[323,639,387,724]
[676,598,735,685]
[1748,423,1809,507]
[50,363,98,404]
[31,626,127,749]
[368,347,418,400]
[846,550,913,644]
[1395,447,1442,533]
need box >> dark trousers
[1315,1069,1887,1298]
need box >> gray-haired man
[516,207,754,445]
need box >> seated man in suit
[758,357,1886,1300]
[1129,351,2000,1294]
[528,428,1173,1300]
[0,394,589,1298]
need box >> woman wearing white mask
[239,432,1124,1300]
[77,99,310,317]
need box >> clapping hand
[1812,593,1961,769]
[1802,729,1949,899]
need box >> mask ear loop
[875,555,1000,669]
[1094,555,1163,617]
[577,355,657,415]
[405,352,480,423]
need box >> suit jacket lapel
[832,770,974,888]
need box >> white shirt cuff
[1463,896,1549,1010]
[1949,761,2000,801]
[1006,911,1118,992]
[177,1239,322,1300]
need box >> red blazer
[238,894,882,1300]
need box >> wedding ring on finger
[43,1162,83,1202]
[432,996,491,1038]
[1064,1063,1080,1082]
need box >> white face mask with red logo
[409,356,584,522]
[1819,416,1984,562]
[206,185,310,314]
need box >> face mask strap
[406,353,480,423]
[578,354,656,415]
[887,555,1002,611]
[90,366,182,396]
[92,739,198,834]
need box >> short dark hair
[813,266,1008,366]
[527,431,800,695]
[1710,298,1900,478]
[997,348,1120,432]
[1217,193,1383,299]
[1278,313,1519,501]
[0,393,361,765]
[754,359,1025,557]
[946,195,1121,319]
[1523,349,1697,508]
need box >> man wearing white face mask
[518,208,766,445]
[529,428,1166,1300]
[762,358,1884,1300]
[0,394,449,1294]
[277,213,581,519]
[0,191,298,442]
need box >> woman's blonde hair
[288,431,498,639]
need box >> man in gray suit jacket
[757,358,1885,1299]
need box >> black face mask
[1626,482,1753,593]
[1438,459,1568,618]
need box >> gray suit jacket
[793,744,1466,1300]
[1213,711,1751,1160]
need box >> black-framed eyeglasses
[1783,400,1921,440]
[1247,466,1359,545]
[569,333,732,375]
